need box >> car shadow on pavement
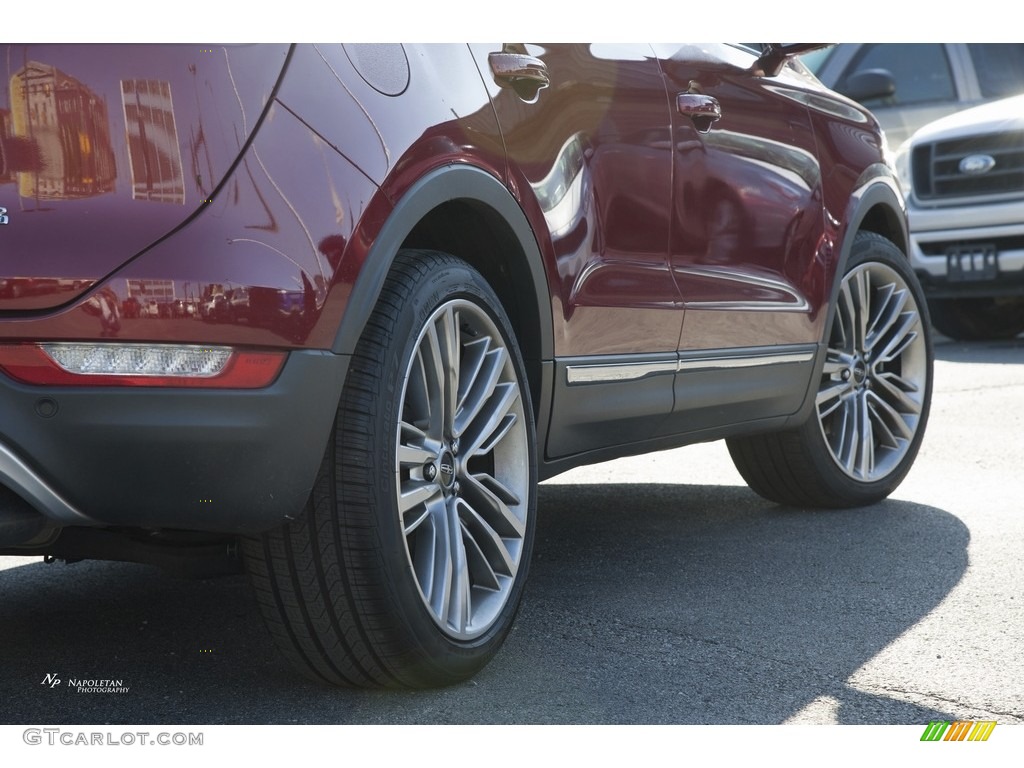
[0,482,967,725]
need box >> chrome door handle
[488,52,550,86]
[677,93,722,133]
[488,50,550,102]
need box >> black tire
[727,232,933,508]
[928,296,1024,341]
[244,250,537,688]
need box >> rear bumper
[0,349,348,534]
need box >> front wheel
[244,250,537,687]
[728,232,933,508]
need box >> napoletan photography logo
[41,673,130,694]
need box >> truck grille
[912,130,1024,203]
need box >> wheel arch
[835,169,909,268]
[826,170,910,331]
[786,170,911,430]
[332,165,553,415]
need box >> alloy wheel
[395,298,529,640]
[816,261,928,482]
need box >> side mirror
[754,43,831,77]
[841,68,897,103]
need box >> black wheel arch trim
[783,171,910,430]
[331,164,554,363]
[827,171,910,343]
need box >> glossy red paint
[0,44,290,311]
[470,43,682,357]
[654,44,825,350]
[1,44,888,357]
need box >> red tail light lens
[0,343,286,388]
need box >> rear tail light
[0,343,286,388]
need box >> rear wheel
[928,296,1024,341]
[244,250,536,687]
[728,232,933,507]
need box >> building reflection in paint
[9,61,116,200]
[121,79,185,204]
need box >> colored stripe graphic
[920,720,996,742]
[969,721,997,741]
[945,721,972,741]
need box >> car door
[470,43,680,458]
[654,43,826,434]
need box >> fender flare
[787,169,910,428]
[830,169,909,304]
[331,165,554,361]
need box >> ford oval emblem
[959,154,997,175]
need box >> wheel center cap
[852,360,868,385]
[438,450,456,489]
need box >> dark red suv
[0,44,932,688]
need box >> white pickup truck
[895,94,1024,340]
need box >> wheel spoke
[405,492,444,537]
[817,380,853,419]
[875,314,919,365]
[454,343,505,438]
[864,282,908,353]
[424,307,460,437]
[456,337,491,415]
[398,441,435,467]
[399,481,438,515]
[852,269,870,352]
[438,306,461,437]
[462,382,520,458]
[413,497,450,606]
[464,473,526,537]
[444,499,471,634]
[866,389,916,442]
[460,524,502,592]
[873,371,923,416]
[835,281,855,350]
[473,472,522,507]
[821,349,850,376]
[855,392,874,478]
[836,395,859,474]
[459,497,517,583]
[405,348,433,432]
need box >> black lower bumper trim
[0,349,349,534]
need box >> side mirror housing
[841,68,897,103]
